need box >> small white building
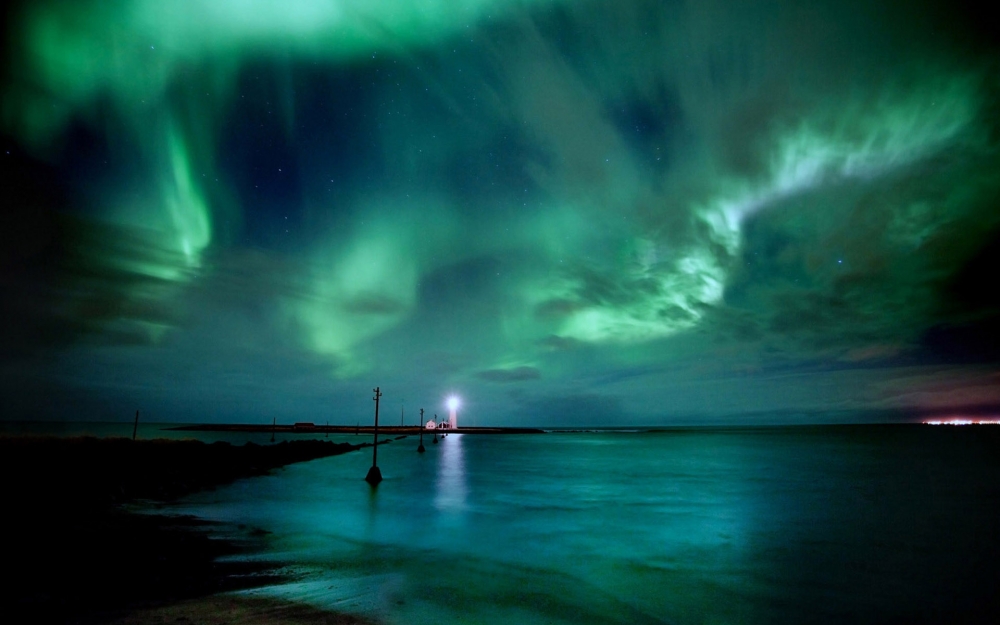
[425,419,437,429]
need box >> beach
[1,435,376,624]
[105,595,371,625]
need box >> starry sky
[2,0,1000,426]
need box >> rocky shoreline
[1,436,369,624]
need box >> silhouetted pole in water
[326,420,329,438]
[132,410,139,441]
[271,417,275,443]
[433,414,439,444]
[417,408,426,453]
[365,387,384,485]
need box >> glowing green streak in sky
[546,78,981,344]
[290,198,465,375]
[701,78,980,254]
[164,125,212,269]
[92,124,212,284]
[297,229,420,374]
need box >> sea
[7,422,1000,624]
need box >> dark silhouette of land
[1,436,374,624]
[168,423,546,435]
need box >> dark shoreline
[1,436,368,624]
[168,423,546,435]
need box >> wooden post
[417,408,425,453]
[271,417,275,443]
[365,387,383,484]
[132,410,139,441]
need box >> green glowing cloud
[509,58,985,344]
[5,0,561,152]
[2,0,565,357]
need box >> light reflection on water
[165,428,1000,625]
[434,433,466,514]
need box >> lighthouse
[447,396,459,429]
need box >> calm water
[153,427,997,624]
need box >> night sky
[2,0,1000,426]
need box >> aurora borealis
[2,0,999,425]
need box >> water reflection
[434,433,467,515]
[364,478,381,537]
[162,429,1000,625]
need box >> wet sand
[0,435,368,624]
[105,595,374,625]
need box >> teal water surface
[163,427,999,624]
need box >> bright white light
[447,396,459,411]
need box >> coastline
[1,435,374,624]
[168,423,546,435]
[104,595,374,624]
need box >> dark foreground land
[1,436,375,624]
[169,423,546,435]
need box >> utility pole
[401,399,404,426]
[132,409,139,441]
[417,408,425,453]
[365,387,383,485]
[271,417,276,443]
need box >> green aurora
[2,0,1000,424]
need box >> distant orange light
[923,418,1000,425]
